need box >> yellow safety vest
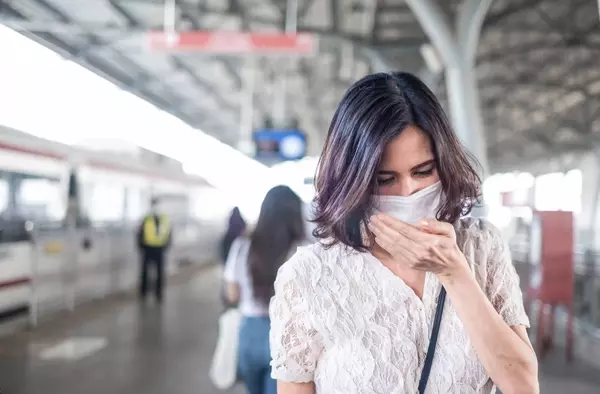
[143,215,170,247]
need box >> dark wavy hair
[313,72,481,251]
[249,185,305,306]
[221,207,246,262]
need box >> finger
[367,220,398,250]
[374,235,413,262]
[369,218,417,257]
[370,217,417,251]
[368,216,403,242]
[418,218,456,240]
[373,214,427,242]
[374,235,394,253]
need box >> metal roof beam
[106,0,238,117]
[299,0,317,19]
[492,107,583,140]
[490,139,597,171]
[490,116,556,151]
[480,15,600,63]
[483,55,600,99]
[12,0,200,113]
[133,0,424,49]
[488,98,585,134]
[329,0,340,31]
[484,76,598,99]
[0,4,201,129]
[370,0,381,41]
[111,0,418,49]
[176,0,242,89]
[0,17,425,49]
[483,0,545,28]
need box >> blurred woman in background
[224,185,305,394]
[220,207,247,264]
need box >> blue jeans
[238,316,276,394]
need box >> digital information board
[252,129,307,165]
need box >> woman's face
[376,125,439,196]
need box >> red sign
[147,31,317,54]
[527,210,575,362]
[537,211,574,304]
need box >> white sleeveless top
[224,237,304,317]
[269,218,529,393]
[224,237,268,317]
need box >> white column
[445,64,487,173]
[578,153,600,247]
[238,56,256,155]
[405,0,492,175]
[273,0,298,127]
[578,152,600,325]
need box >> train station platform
[0,265,599,394]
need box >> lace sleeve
[485,224,531,328]
[269,249,323,383]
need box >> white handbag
[209,307,242,390]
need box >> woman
[269,72,539,393]
[221,207,247,264]
[224,186,305,394]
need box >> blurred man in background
[137,197,172,303]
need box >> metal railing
[26,220,224,326]
[510,244,600,329]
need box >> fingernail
[420,220,429,226]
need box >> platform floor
[0,265,599,394]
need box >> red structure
[526,210,575,361]
[147,31,317,54]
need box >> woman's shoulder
[233,234,250,243]
[455,217,507,268]
[276,242,348,286]
[455,216,513,280]
[455,216,504,248]
[230,235,251,252]
[278,242,326,273]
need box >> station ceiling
[1,0,599,172]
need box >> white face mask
[372,181,442,225]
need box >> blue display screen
[252,129,307,161]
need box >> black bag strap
[418,287,447,394]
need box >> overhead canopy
[1,0,599,173]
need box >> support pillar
[445,64,487,173]
[273,0,298,127]
[405,0,492,175]
[578,153,600,246]
[418,43,443,93]
[238,56,256,156]
[578,152,600,325]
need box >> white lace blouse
[269,218,530,394]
